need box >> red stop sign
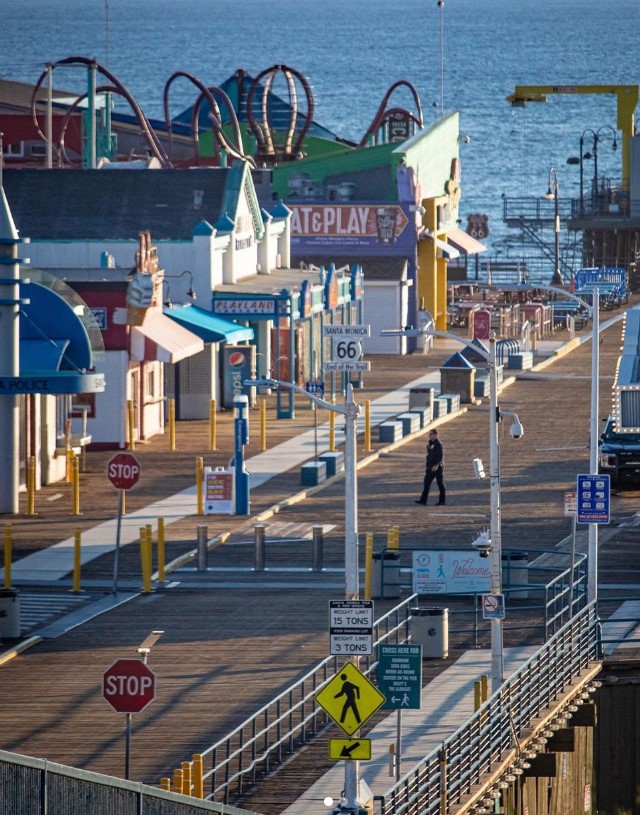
[107,452,141,490]
[103,658,156,713]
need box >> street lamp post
[545,167,563,286]
[244,376,363,812]
[380,328,523,693]
[521,283,600,603]
[571,127,618,215]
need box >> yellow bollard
[386,527,395,549]
[169,398,176,451]
[72,456,81,515]
[4,524,12,589]
[65,448,74,484]
[364,400,371,452]
[181,761,192,796]
[329,410,336,452]
[474,680,482,711]
[140,527,152,594]
[364,532,374,600]
[260,397,267,452]
[481,673,489,703]
[157,517,166,582]
[192,754,204,799]
[172,768,183,794]
[160,777,171,791]
[127,400,135,450]
[196,457,204,516]
[388,526,400,550]
[73,528,82,593]
[27,456,36,515]
[209,399,217,451]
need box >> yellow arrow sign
[315,662,386,736]
[328,738,372,761]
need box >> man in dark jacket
[415,428,446,505]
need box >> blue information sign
[577,474,610,524]
[306,381,325,395]
[377,644,422,709]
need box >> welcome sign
[412,550,491,595]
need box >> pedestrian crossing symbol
[315,662,386,736]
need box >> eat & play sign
[103,658,156,714]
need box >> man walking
[415,428,446,506]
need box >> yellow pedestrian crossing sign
[328,738,372,761]
[315,662,386,736]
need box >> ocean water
[2,0,639,252]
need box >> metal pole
[570,515,577,613]
[312,525,323,572]
[343,382,361,812]
[554,181,561,284]
[395,709,402,780]
[125,713,132,780]
[46,64,53,169]
[112,490,124,593]
[488,336,503,693]
[254,524,266,571]
[197,525,208,572]
[579,136,584,215]
[588,289,599,604]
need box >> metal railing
[197,549,589,805]
[0,749,249,815]
[201,597,415,803]
[376,601,600,815]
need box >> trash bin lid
[0,588,19,599]
[410,607,446,616]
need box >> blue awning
[20,339,70,372]
[164,305,254,344]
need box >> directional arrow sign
[328,738,372,761]
[377,644,422,710]
[315,662,385,736]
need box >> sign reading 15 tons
[323,324,371,372]
[330,599,374,655]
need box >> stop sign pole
[106,453,141,593]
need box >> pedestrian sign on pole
[328,738,372,761]
[315,662,386,736]
[377,644,422,709]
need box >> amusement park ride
[26,58,425,169]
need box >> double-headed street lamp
[568,127,618,215]
[245,376,363,813]
[521,283,601,603]
[380,328,523,693]
[545,167,563,286]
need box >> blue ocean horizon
[2,0,639,254]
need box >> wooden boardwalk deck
[0,311,639,811]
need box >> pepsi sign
[222,346,255,408]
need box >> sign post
[103,657,156,779]
[107,452,141,593]
[564,491,578,611]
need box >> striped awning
[421,230,460,260]
[130,309,204,363]
[447,227,487,255]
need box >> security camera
[471,531,492,559]
[510,421,524,439]
[472,458,486,479]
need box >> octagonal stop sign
[103,658,156,714]
[107,452,141,491]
